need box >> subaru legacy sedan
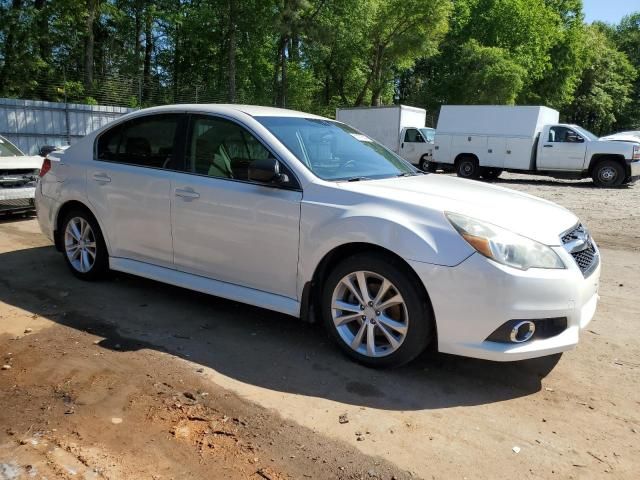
[35,105,600,367]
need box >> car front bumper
[409,243,600,362]
[628,159,640,179]
[0,186,36,212]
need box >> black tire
[456,156,480,179]
[481,168,503,180]
[60,208,109,280]
[321,252,433,368]
[592,160,625,188]
[419,156,436,172]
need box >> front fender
[298,199,474,287]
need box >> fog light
[509,321,535,343]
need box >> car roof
[129,104,329,120]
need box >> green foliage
[565,24,636,134]
[0,0,637,131]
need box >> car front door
[538,126,587,170]
[170,114,302,299]
[87,113,185,267]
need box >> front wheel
[592,160,625,187]
[321,253,433,368]
[420,156,437,172]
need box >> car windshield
[571,125,598,141]
[0,137,24,157]
[256,116,417,181]
[420,128,435,143]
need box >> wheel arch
[304,242,437,346]
[454,153,479,166]
[54,200,110,253]
[588,154,626,175]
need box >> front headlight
[446,212,565,271]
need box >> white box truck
[431,105,640,187]
[336,105,435,169]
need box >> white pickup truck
[431,105,640,187]
[336,105,435,169]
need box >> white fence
[0,98,132,155]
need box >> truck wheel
[592,160,625,187]
[456,156,480,179]
[420,156,436,172]
[481,168,503,180]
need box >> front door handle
[543,144,553,148]
[175,188,200,200]
[92,173,111,183]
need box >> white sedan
[35,105,601,367]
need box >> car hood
[0,155,43,170]
[338,175,578,246]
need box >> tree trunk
[227,0,237,102]
[143,6,153,102]
[273,35,287,107]
[84,0,98,92]
[34,0,49,64]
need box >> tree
[614,12,640,129]
[565,24,636,134]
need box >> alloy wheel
[331,271,409,358]
[64,217,97,273]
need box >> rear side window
[96,114,180,169]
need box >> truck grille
[561,224,599,277]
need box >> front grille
[561,223,587,244]
[0,198,33,211]
[561,224,599,276]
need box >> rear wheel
[456,156,480,179]
[61,209,109,280]
[592,160,625,188]
[321,253,433,368]
[481,168,503,180]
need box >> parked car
[336,105,435,170]
[600,131,640,144]
[36,105,601,367]
[0,135,42,214]
[430,105,640,187]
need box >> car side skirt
[109,257,301,318]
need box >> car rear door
[87,113,186,267]
[170,114,302,299]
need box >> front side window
[404,128,424,143]
[256,117,416,181]
[186,116,273,180]
[548,126,583,143]
[97,114,180,168]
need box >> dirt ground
[0,172,638,479]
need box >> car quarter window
[186,115,297,187]
[404,128,423,143]
[96,114,181,169]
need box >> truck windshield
[256,116,417,181]
[572,126,598,141]
[0,137,24,157]
[420,128,435,143]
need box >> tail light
[39,158,51,177]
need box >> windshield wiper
[346,176,371,182]
[396,172,420,177]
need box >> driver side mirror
[248,157,290,184]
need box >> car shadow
[0,245,562,411]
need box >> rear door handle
[543,144,553,148]
[175,188,200,200]
[92,173,111,183]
